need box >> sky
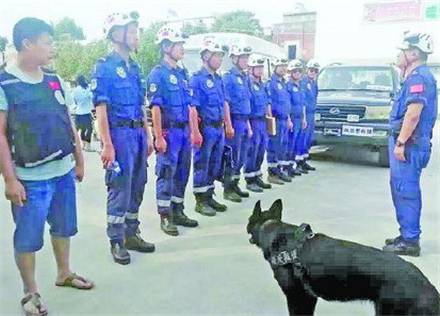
[1,0,439,62]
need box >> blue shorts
[12,169,78,253]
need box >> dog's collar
[268,223,315,268]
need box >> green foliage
[182,21,209,36]
[0,36,8,52]
[135,21,165,76]
[211,10,264,37]
[54,17,85,41]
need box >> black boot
[278,170,292,183]
[194,193,216,217]
[207,190,227,212]
[291,163,303,176]
[110,240,131,265]
[302,161,316,171]
[255,176,272,189]
[125,233,155,253]
[233,179,250,198]
[223,177,242,202]
[172,203,199,227]
[246,177,264,193]
[267,170,284,185]
[160,215,179,236]
[297,161,309,174]
[382,239,420,257]
[385,235,402,245]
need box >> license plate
[324,127,341,136]
[342,125,374,137]
[347,114,360,122]
[315,113,321,121]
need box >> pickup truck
[314,63,401,167]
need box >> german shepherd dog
[247,199,440,315]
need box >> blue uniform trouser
[156,126,191,215]
[287,117,303,166]
[106,127,148,242]
[389,136,431,241]
[193,126,225,195]
[225,118,250,187]
[303,113,315,157]
[244,119,267,180]
[267,118,289,174]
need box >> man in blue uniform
[383,31,437,257]
[92,12,155,265]
[267,57,293,184]
[300,59,320,172]
[287,59,307,176]
[222,45,253,202]
[244,54,272,192]
[191,38,228,216]
[147,25,202,236]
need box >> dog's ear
[269,199,282,221]
[252,200,262,217]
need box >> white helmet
[271,56,289,67]
[287,59,303,71]
[397,30,434,54]
[199,37,227,56]
[229,44,253,57]
[248,54,266,67]
[306,59,320,69]
[104,12,139,39]
[155,25,187,45]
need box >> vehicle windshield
[318,66,393,92]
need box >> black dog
[247,199,440,315]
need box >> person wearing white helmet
[243,54,272,192]
[91,11,155,265]
[222,44,254,202]
[299,58,320,171]
[147,25,201,236]
[266,56,294,184]
[383,31,437,257]
[286,59,308,176]
[190,38,228,216]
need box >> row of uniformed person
[91,13,321,265]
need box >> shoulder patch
[409,84,424,94]
[149,83,157,93]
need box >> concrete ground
[0,125,439,316]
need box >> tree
[54,17,85,41]
[182,20,209,36]
[211,10,264,37]
[135,21,165,77]
[0,36,8,64]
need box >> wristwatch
[396,140,405,147]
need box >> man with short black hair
[0,17,94,316]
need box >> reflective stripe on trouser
[156,126,191,215]
[193,126,225,194]
[106,128,148,241]
[303,114,315,154]
[288,117,303,164]
[245,120,267,179]
[389,136,430,241]
[267,118,289,174]
[225,118,250,188]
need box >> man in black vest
[0,18,94,316]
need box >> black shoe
[246,180,264,193]
[110,241,131,265]
[223,190,242,203]
[255,176,271,189]
[125,234,155,253]
[267,174,284,185]
[278,172,292,183]
[290,166,302,177]
[195,201,216,217]
[383,240,420,257]
[234,183,250,198]
[160,216,179,236]
[297,163,309,174]
[208,197,227,212]
[303,161,316,171]
[174,211,199,227]
[385,235,402,245]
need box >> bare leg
[14,251,38,294]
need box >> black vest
[0,70,75,168]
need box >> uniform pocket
[166,82,181,106]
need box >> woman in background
[72,75,95,151]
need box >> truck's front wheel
[378,146,390,167]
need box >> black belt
[201,120,224,128]
[111,120,144,128]
[231,114,249,121]
[163,121,188,129]
[250,116,265,121]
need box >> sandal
[55,273,94,290]
[21,293,48,316]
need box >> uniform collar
[200,66,218,78]
[108,51,134,67]
[272,73,284,83]
[161,60,181,72]
[409,63,427,76]
[250,75,262,85]
[290,79,300,87]
[231,66,246,76]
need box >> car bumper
[314,121,391,147]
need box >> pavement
[0,125,439,316]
